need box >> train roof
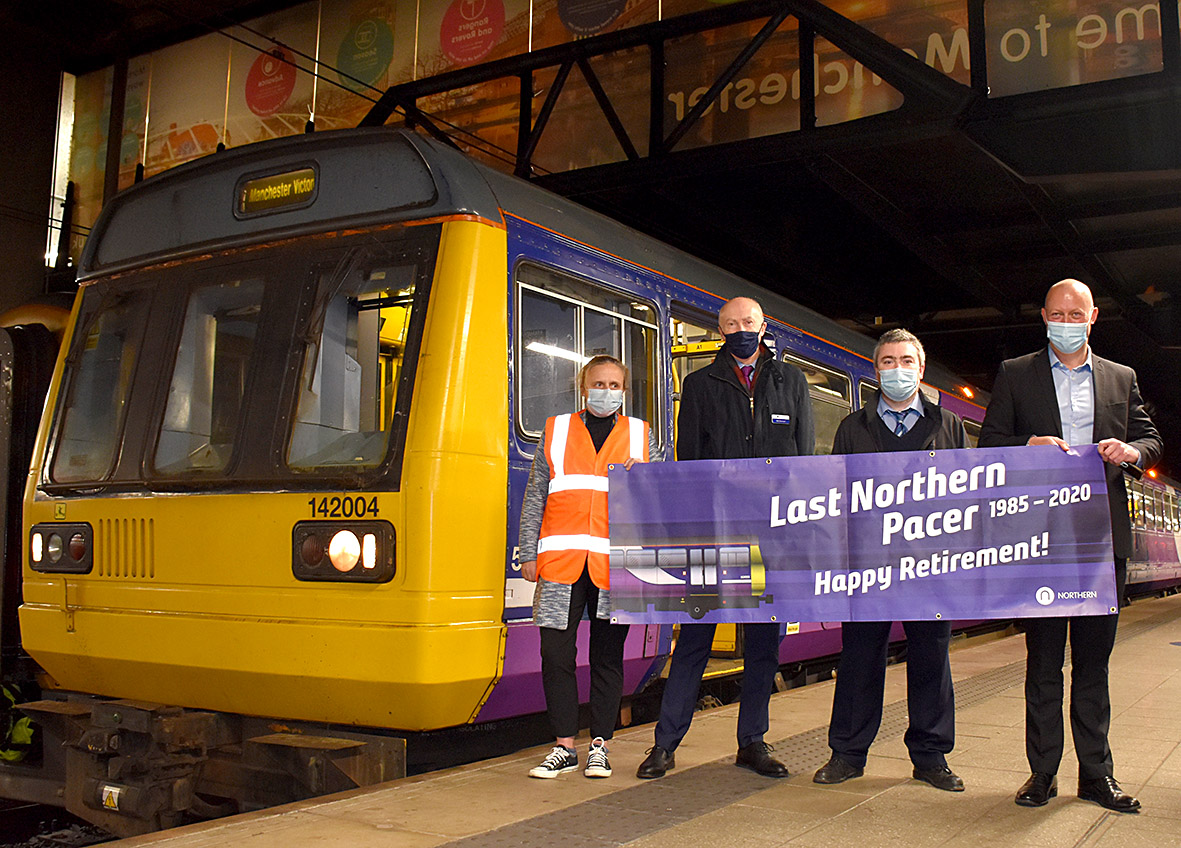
[79,126,973,393]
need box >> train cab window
[516,264,659,440]
[963,419,982,448]
[50,287,151,483]
[782,353,851,455]
[288,250,422,470]
[154,279,264,474]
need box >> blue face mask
[585,388,624,417]
[1046,320,1089,355]
[724,330,761,360]
[879,367,920,402]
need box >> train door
[668,309,739,656]
[782,352,852,456]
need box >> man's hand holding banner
[608,444,1117,624]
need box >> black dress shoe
[636,745,675,779]
[912,764,965,792]
[813,754,864,784]
[1015,772,1057,807]
[735,741,789,778]
[1078,776,1140,813]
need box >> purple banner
[608,445,1117,624]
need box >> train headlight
[292,521,395,583]
[29,523,93,573]
[329,530,360,572]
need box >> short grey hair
[873,328,925,367]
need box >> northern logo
[1035,586,1055,606]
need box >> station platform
[117,595,1181,848]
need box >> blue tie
[887,410,908,436]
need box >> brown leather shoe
[1078,776,1140,813]
[1015,772,1057,807]
[735,742,789,778]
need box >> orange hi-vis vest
[537,412,649,589]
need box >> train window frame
[150,276,268,477]
[782,351,852,456]
[858,379,878,411]
[45,283,156,486]
[514,262,662,445]
[284,229,438,481]
[963,419,982,448]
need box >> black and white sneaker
[529,745,578,778]
[585,737,612,778]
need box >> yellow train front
[16,129,517,834]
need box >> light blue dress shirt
[877,392,924,435]
[1048,345,1094,447]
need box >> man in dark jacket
[812,329,967,792]
[637,296,814,780]
[980,279,1162,813]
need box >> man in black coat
[813,329,967,792]
[636,296,814,780]
[980,279,1162,813]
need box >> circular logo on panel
[558,0,627,36]
[441,0,505,65]
[337,18,395,92]
[245,48,297,117]
[1035,586,1055,606]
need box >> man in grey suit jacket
[980,279,1162,813]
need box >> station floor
[118,594,1181,848]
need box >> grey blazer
[979,347,1163,558]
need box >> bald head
[1045,279,1094,312]
[718,297,765,334]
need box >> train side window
[782,353,851,456]
[858,380,877,411]
[50,288,152,483]
[516,264,659,441]
[963,419,982,448]
[153,278,264,474]
[1129,481,1145,529]
[288,250,422,470]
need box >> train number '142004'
[307,496,380,518]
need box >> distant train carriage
[1,127,1009,836]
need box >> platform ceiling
[6,0,1180,471]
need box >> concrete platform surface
[117,595,1181,848]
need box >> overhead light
[961,386,974,398]
[526,342,588,364]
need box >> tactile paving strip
[446,605,1180,848]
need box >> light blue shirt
[877,393,924,435]
[1048,346,1094,446]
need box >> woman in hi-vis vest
[519,354,657,780]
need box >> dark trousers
[1024,559,1125,780]
[827,620,954,770]
[539,566,629,741]
[654,621,781,751]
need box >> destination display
[236,167,317,216]
[608,444,1117,624]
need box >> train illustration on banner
[610,541,774,620]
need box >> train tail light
[29,523,93,573]
[292,521,395,583]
